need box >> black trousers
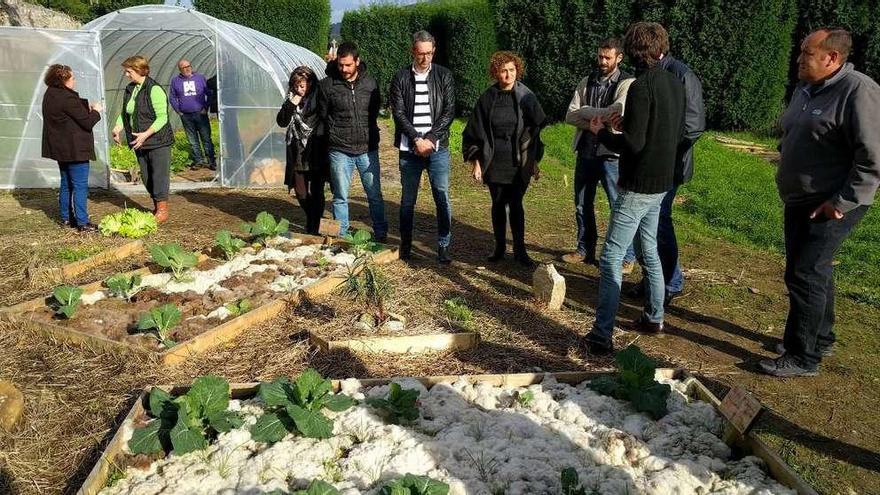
[292,171,326,235]
[783,203,868,368]
[487,178,528,253]
[136,145,171,201]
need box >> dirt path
[0,121,877,494]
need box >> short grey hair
[412,30,435,48]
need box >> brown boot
[154,200,169,224]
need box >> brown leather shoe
[154,200,169,224]
[631,315,663,334]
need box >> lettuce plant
[443,297,473,328]
[215,230,246,260]
[128,375,243,456]
[104,273,142,300]
[225,298,252,317]
[250,368,355,443]
[137,303,181,348]
[240,211,289,243]
[588,345,672,419]
[149,243,199,281]
[367,382,420,424]
[52,285,83,319]
[379,474,449,495]
[99,208,158,238]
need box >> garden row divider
[28,240,146,285]
[307,330,480,354]
[0,236,399,366]
[77,369,816,495]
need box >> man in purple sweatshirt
[169,59,216,170]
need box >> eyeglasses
[179,65,192,70]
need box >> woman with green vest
[111,55,174,223]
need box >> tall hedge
[494,0,796,132]
[194,0,330,55]
[35,0,162,23]
[340,0,496,113]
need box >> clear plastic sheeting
[0,28,108,188]
[0,5,326,189]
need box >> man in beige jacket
[562,38,636,269]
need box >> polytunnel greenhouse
[0,5,326,189]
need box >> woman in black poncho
[462,51,546,266]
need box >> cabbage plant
[215,230,246,260]
[588,345,672,419]
[52,285,83,319]
[240,211,289,243]
[149,243,199,281]
[128,375,243,456]
[104,273,141,300]
[137,303,181,348]
[250,369,355,443]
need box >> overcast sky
[166,0,418,24]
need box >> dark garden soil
[0,120,876,494]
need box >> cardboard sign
[719,386,763,435]
[318,218,341,237]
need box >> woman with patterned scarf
[277,66,328,235]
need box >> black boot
[437,245,452,264]
[513,249,535,267]
[399,236,412,260]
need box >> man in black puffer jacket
[317,42,388,241]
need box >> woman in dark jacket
[277,66,327,235]
[41,64,103,232]
[111,55,174,224]
[462,51,546,266]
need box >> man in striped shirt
[389,30,456,263]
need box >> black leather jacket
[389,63,455,149]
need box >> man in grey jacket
[563,38,636,268]
[761,28,880,377]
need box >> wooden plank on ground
[309,331,480,354]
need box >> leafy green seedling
[149,243,199,280]
[516,390,534,408]
[367,382,420,424]
[561,467,586,495]
[443,297,473,327]
[105,273,142,300]
[587,344,672,419]
[128,375,243,456]
[137,303,181,348]
[250,368,356,443]
[317,256,330,269]
[225,299,252,317]
[52,285,83,319]
[293,480,341,495]
[240,211,289,243]
[379,474,449,495]
[56,245,101,262]
[215,230,246,260]
[342,229,382,255]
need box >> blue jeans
[658,187,684,292]
[399,149,452,247]
[591,189,666,342]
[574,154,635,262]
[180,111,215,165]
[328,149,387,237]
[58,161,90,225]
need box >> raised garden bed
[1,234,397,365]
[79,367,815,495]
[308,331,480,354]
